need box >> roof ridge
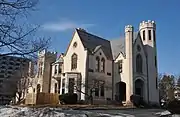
[76,28,110,42]
[76,28,113,60]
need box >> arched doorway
[135,79,144,97]
[115,81,126,102]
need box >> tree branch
[0,0,49,58]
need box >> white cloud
[42,19,95,32]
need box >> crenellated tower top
[38,49,57,58]
[125,25,133,32]
[139,20,156,31]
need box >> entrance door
[115,81,126,101]
[68,78,75,94]
[135,79,144,97]
[135,88,141,96]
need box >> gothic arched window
[95,56,100,72]
[71,53,77,70]
[136,54,143,73]
[101,58,105,72]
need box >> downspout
[85,49,89,101]
[146,55,150,104]
[112,60,114,100]
[48,63,53,93]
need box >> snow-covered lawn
[0,105,180,117]
[0,106,132,117]
[155,110,180,117]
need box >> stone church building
[33,20,159,105]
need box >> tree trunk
[89,89,93,105]
[90,95,93,105]
[17,92,22,103]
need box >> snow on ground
[0,106,130,117]
[155,110,171,116]
[1,106,180,117]
[155,110,180,117]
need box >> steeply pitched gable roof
[76,29,113,60]
[110,32,138,59]
[110,38,125,59]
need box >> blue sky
[27,0,180,75]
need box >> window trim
[95,56,100,72]
[101,58,105,72]
[118,60,123,73]
[153,30,156,41]
[93,80,99,97]
[155,56,157,67]
[100,81,105,97]
[71,53,78,70]
[148,30,152,40]
[62,79,65,88]
[95,87,99,97]
[137,45,141,52]
[143,30,146,40]
[58,64,62,73]
[136,54,143,73]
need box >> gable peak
[76,28,86,32]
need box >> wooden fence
[25,93,37,105]
[25,93,59,105]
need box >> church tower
[125,25,134,104]
[37,50,57,93]
[139,20,159,104]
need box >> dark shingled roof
[76,29,139,60]
[76,29,113,60]
[110,32,138,59]
[110,39,125,59]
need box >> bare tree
[159,74,176,101]
[0,0,49,58]
[68,78,112,105]
[16,76,31,103]
[15,61,36,104]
